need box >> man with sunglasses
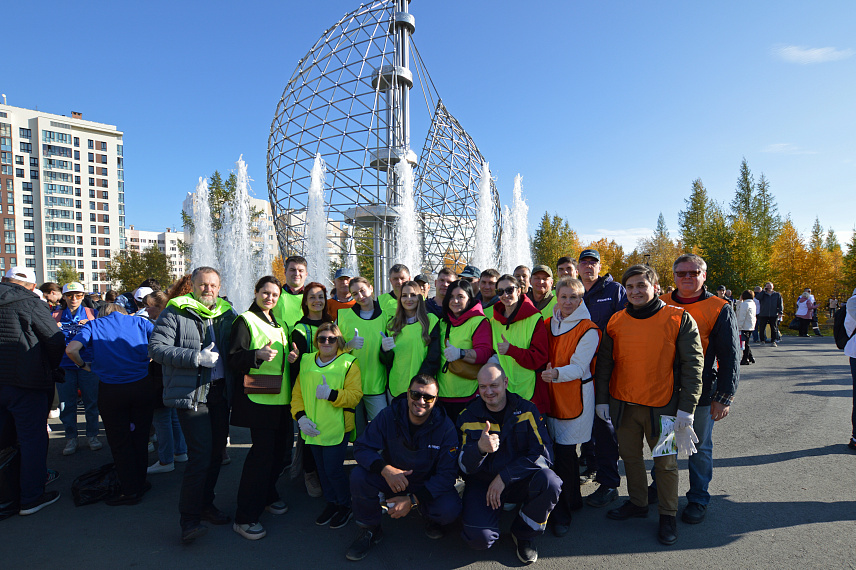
[347,374,461,561]
[658,253,740,525]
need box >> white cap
[133,286,154,302]
[4,267,37,284]
[34,288,45,301]
[62,282,85,294]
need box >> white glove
[197,342,219,368]
[444,340,462,362]
[675,424,699,456]
[595,404,611,422]
[298,416,321,438]
[346,328,364,350]
[674,409,694,432]
[316,375,332,401]
[381,332,396,352]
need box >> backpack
[71,463,120,506]
[832,306,854,350]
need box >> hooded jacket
[0,282,66,390]
[491,295,549,371]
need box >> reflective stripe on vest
[272,292,304,330]
[298,353,356,446]
[545,318,600,419]
[387,313,439,397]
[491,310,542,400]
[660,293,725,355]
[338,309,388,395]
[437,315,486,398]
[240,311,291,406]
[607,305,684,407]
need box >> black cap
[459,265,480,279]
[579,249,600,261]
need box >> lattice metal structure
[267,0,500,291]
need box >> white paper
[652,415,677,457]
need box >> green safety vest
[483,304,495,320]
[298,353,356,446]
[490,310,542,400]
[338,309,388,396]
[378,292,398,318]
[537,296,557,322]
[386,313,439,397]
[273,292,304,330]
[437,315,487,398]
[291,321,319,356]
[239,311,291,406]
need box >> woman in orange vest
[593,265,704,547]
[540,277,600,537]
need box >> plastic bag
[71,463,120,506]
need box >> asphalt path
[4,336,855,568]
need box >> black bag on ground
[833,307,854,350]
[71,463,120,506]
[0,446,21,520]
[787,318,800,331]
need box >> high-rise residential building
[126,226,187,279]
[0,101,125,291]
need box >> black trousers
[98,378,154,496]
[235,409,293,524]
[758,316,780,343]
[551,443,582,524]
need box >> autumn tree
[271,254,286,284]
[754,173,781,267]
[842,229,856,294]
[698,204,736,290]
[532,212,581,269]
[55,262,81,287]
[581,238,625,279]
[770,218,810,315]
[635,213,683,289]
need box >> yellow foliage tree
[582,238,626,279]
[271,254,286,284]
[770,218,811,316]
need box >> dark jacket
[457,392,554,486]
[354,394,459,505]
[757,290,784,318]
[0,282,66,390]
[583,273,627,331]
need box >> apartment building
[126,225,187,279]
[0,100,125,291]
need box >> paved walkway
[4,336,854,568]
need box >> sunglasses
[64,293,84,299]
[409,390,436,403]
[498,286,517,296]
[674,270,702,278]
[317,336,338,344]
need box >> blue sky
[3,1,853,252]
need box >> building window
[117,145,123,156]
[25,259,35,268]
[4,245,15,254]
[75,200,81,209]
[23,208,32,217]
[101,155,107,164]
[101,179,108,188]
[91,249,97,257]
[89,178,94,186]
[75,212,81,221]
[15,168,23,178]
[90,213,96,222]
[4,231,15,243]
[15,156,23,165]
[88,140,93,149]
[19,142,32,153]
[88,152,94,162]
[19,128,31,138]
[92,272,99,282]
[77,261,83,269]
[102,214,109,223]
[100,142,107,151]
[74,176,80,185]
[101,191,108,199]
[73,137,79,147]
[89,201,95,210]
[29,157,38,167]
[30,170,38,179]
[25,246,35,255]
[74,164,80,172]
[104,238,110,246]
[22,195,33,204]
[88,166,94,174]
[90,225,96,233]
[22,182,32,191]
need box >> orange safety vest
[660,292,725,355]
[545,318,600,420]
[607,305,684,408]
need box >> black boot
[658,514,677,546]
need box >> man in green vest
[527,265,556,321]
[273,255,307,329]
[379,264,411,316]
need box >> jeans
[686,405,715,506]
[57,368,100,439]
[354,394,389,438]
[176,382,229,526]
[310,433,350,507]
[0,385,50,505]
[151,407,187,465]
[98,379,154,496]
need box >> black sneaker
[19,491,60,515]
[180,522,208,544]
[848,439,856,452]
[681,502,706,524]
[425,519,444,539]
[330,506,353,529]
[345,526,383,561]
[586,485,618,508]
[45,469,59,486]
[200,504,231,525]
[606,500,649,520]
[658,514,677,545]
[648,483,658,505]
[513,535,538,564]
[579,466,597,485]
[551,519,571,537]
[316,502,339,526]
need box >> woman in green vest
[490,274,550,408]
[438,279,494,420]
[337,276,388,430]
[380,280,440,397]
[228,276,291,540]
[292,322,362,530]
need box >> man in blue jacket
[457,362,561,565]
[346,374,461,561]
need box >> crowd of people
[2,250,853,564]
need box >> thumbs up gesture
[477,421,500,454]
[316,374,333,401]
[287,342,299,363]
[497,333,511,355]
[541,362,559,382]
[198,342,219,368]
[444,339,462,362]
[380,331,396,352]
[346,327,364,350]
[257,340,278,362]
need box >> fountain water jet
[509,174,531,270]
[305,153,330,285]
[472,161,497,270]
[219,156,255,312]
[190,177,217,271]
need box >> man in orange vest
[327,268,356,321]
[657,253,740,525]
[594,264,704,546]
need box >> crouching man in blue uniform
[346,373,462,561]
[457,362,561,565]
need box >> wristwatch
[76,361,88,370]
[408,493,418,509]
[459,348,466,360]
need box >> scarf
[167,294,233,319]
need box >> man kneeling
[458,362,561,565]
[346,374,461,561]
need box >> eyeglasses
[674,270,702,278]
[578,259,599,266]
[317,336,338,344]
[64,293,84,299]
[498,286,517,296]
[409,390,436,403]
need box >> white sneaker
[62,439,78,456]
[174,453,188,463]
[233,522,266,540]
[49,409,60,419]
[88,436,103,451]
[147,461,175,474]
[266,500,289,515]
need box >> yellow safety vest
[298,353,357,446]
[239,311,291,405]
[386,313,439,397]
[491,310,542,400]
[338,308,388,396]
[437,315,487,398]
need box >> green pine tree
[678,178,709,253]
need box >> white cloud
[580,228,654,252]
[772,45,854,64]
[762,143,818,155]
